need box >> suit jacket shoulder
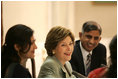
[94,43,106,51]
[38,56,65,78]
[91,43,107,70]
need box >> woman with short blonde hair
[38,26,75,78]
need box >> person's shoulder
[41,56,60,68]
[98,43,106,47]
[39,56,61,75]
[93,43,106,53]
[14,63,29,73]
[43,56,56,64]
[13,63,31,77]
[7,63,21,71]
[4,63,19,77]
[5,63,31,78]
[96,43,106,49]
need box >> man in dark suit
[70,21,107,76]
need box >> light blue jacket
[38,56,75,78]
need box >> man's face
[79,30,101,52]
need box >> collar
[80,41,92,57]
[52,56,70,77]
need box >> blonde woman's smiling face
[53,36,74,65]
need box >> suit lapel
[76,41,85,74]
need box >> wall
[74,1,117,38]
[2,1,117,42]
[3,1,49,43]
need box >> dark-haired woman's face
[24,35,37,59]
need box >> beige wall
[74,1,117,38]
[3,1,49,43]
[2,1,117,43]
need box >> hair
[82,21,102,35]
[45,26,75,56]
[105,35,117,78]
[1,24,34,77]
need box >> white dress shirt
[80,41,92,74]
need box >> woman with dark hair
[1,24,37,78]
[88,35,117,78]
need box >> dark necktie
[86,53,91,76]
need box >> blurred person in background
[88,35,117,78]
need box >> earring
[52,51,55,55]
